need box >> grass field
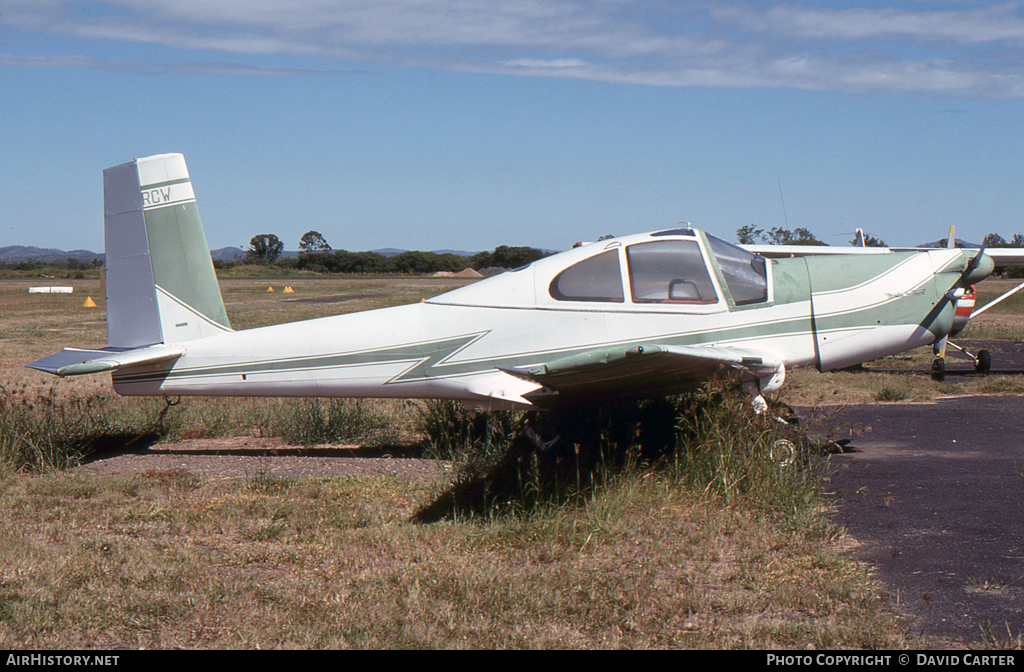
[0,275,1021,648]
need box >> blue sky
[2,1,1024,254]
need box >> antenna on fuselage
[777,177,789,228]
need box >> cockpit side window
[549,249,624,303]
[625,240,718,304]
[705,234,768,305]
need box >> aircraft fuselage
[110,230,979,407]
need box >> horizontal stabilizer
[501,343,782,401]
[26,344,183,377]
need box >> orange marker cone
[283,286,294,293]
[82,296,97,308]
[266,286,274,293]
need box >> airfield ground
[0,275,1022,649]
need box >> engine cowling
[949,284,976,337]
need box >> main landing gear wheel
[931,358,946,382]
[771,439,797,468]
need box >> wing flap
[501,343,782,401]
[26,344,183,377]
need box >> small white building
[28,286,74,294]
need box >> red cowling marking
[951,286,977,335]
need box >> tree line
[240,231,552,274]
[736,225,1024,249]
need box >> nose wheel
[932,340,991,381]
[948,341,991,374]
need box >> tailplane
[28,153,230,377]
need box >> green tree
[850,231,887,247]
[299,230,332,254]
[472,245,551,270]
[247,234,284,264]
[790,227,825,245]
[736,225,764,245]
[765,226,826,246]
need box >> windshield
[705,233,768,305]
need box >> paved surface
[75,437,446,481]
[821,397,1024,646]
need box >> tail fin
[104,153,231,347]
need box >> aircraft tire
[976,350,992,374]
[931,358,946,382]
[770,439,797,468]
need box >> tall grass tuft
[273,398,402,446]
[0,384,414,473]
[671,386,820,514]
[0,382,175,473]
[415,386,823,522]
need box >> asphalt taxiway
[823,396,1024,646]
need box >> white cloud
[718,2,1024,45]
[500,58,590,69]
[3,1,1024,98]
[0,53,329,76]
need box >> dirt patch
[73,436,447,482]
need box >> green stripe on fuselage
[113,333,486,385]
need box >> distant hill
[0,245,483,263]
[372,248,479,257]
[433,249,480,257]
[210,247,246,261]
[918,238,983,249]
[0,246,103,263]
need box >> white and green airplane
[27,153,1008,410]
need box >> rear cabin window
[549,249,624,303]
[626,240,718,304]
[705,234,768,305]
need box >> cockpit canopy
[548,230,767,307]
[430,228,770,311]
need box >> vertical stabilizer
[104,154,231,348]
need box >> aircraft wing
[741,244,893,258]
[26,344,183,377]
[500,343,782,402]
[742,244,1024,267]
[973,249,1024,267]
